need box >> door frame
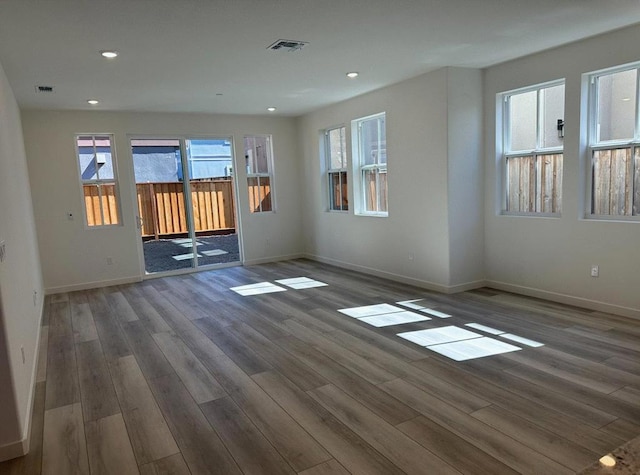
[127,134,245,279]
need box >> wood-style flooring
[2,259,640,474]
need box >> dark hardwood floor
[1,259,639,474]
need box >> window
[502,82,564,214]
[325,126,348,211]
[76,134,121,226]
[244,135,274,213]
[353,113,387,215]
[588,66,640,217]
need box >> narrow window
[244,135,274,213]
[589,66,640,217]
[353,113,387,215]
[325,126,348,211]
[502,82,564,214]
[76,134,121,226]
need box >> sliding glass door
[131,137,240,275]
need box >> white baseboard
[485,280,640,320]
[45,275,142,295]
[0,299,45,462]
[244,253,305,266]
[304,253,484,294]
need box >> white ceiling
[1,0,639,116]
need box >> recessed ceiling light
[267,107,277,112]
[100,50,118,59]
[87,99,99,105]
[346,72,359,78]
[622,97,631,101]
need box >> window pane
[77,135,114,181]
[83,182,120,226]
[597,69,637,142]
[592,148,633,215]
[538,153,563,213]
[509,90,537,151]
[244,136,270,174]
[541,84,565,149]
[328,127,346,169]
[506,155,536,212]
[329,171,348,211]
[506,154,562,213]
[361,117,386,165]
[247,176,272,213]
[363,169,387,212]
[132,139,182,183]
[635,148,640,216]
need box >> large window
[502,82,564,214]
[76,134,121,226]
[589,66,640,217]
[244,135,274,213]
[325,126,348,211]
[353,113,387,215]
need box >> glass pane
[363,168,386,212]
[131,138,193,273]
[186,138,239,267]
[77,135,114,181]
[509,90,537,152]
[541,84,565,149]
[329,171,348,211]
[597,69,637,142]
[538,154,563,213]
[244,136,270,174]
[83,182,119,226]
[506,156,536,212]
[635,148,640,216]
[361,116,386,165]
[247,176,272,212]
[592,148,633,215]
[328,127,346,169]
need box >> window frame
[501,80,565,217]
[352,112,388,217]
[75,133,122,229]
[587,63,640,220]
[244,134,276,214]
[324,125,349,212]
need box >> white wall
[0,60,44,459]
[298,68,484,291]
[21,110,303,292]
[484,24,640,317]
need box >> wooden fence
[592,148,639,215]
[136,180,235,238]
[85,179,236,237]
[83,183,119,226]
[247,177,272,213]
[507,153,562,213]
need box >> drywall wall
[0,60,44,458]
[21,110,303,292]
[484,23,640,316]
[298,68,484,290]
[447,68,484,288]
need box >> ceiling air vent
[267,39,308,52]
[35,85,55,93]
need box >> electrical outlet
[106,257,113,265]
[408,252,415,261]
[0,240,5,263]
[591,265,599,277]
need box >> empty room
[1,1,640,474]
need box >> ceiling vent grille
[35,85,55,93]
[267,39,308,52]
